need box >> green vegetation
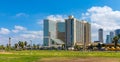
[0,50,120,62]
[112,34,120,48]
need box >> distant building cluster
[96,28,120,44]
[43,15,91,49]
[106,29,120,44]
[94,28,120,44]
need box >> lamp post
[9,37,11,47]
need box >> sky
[0,0,120,45]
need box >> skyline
[0,0,120,45]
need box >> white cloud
[0,28,10,34]
[12,25,27,33]
[46,15,67,22]
[37,19,43,25]
[82,6,120,42]
[20,31,43,39]
[0,30,43,45]
[15,13,29,17]
[11,30,43,45]
[0,36,9,45]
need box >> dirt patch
[0,52,13,54]
[38,57,120,62]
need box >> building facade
[43,16,91,48]
[43,19,65,47]
[83,21,91,46]
[57,22,65,43]
[43,19,57,46]
[65,16,77,47]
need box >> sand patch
[38,57,120,62]
[0,52,13,54]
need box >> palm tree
[0,45,5,50]
[18,41,21,49]
[33,44,37,49]
[37,44,40,49]
[113,36,119,48]
[21,42,24,49]
[97,43,102,50]
[18,41,25,50]
[14,43,18,49]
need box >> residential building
[65,16,91,48]
[65,15,77,47]
[82,21,91,46]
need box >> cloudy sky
[0,0,120,45]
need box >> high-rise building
[43,19,57,46]
[98,28,103,43]
[82,21,91,46]
[43,19,65,46]
[115,29,120,36]
[65,16,91,48]
[106,35,110,44]
[43,15,91,48]
[65,15,77,47]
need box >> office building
[98,28,103,43]
[43,19,57,46]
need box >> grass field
[0,50,120,62]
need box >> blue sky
[0,0,120,45]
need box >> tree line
[0,41,40,51]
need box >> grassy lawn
[0,50,120,62]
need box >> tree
[33,44,37,49]
[0,45,5,50]
[14,43,18,49]
[112,36,119,48]
[96,43,102,50]
[18,41,25,50]
[27,44,31,49]
[88,44,93,51]
[24,41,27,49]
[18,41,21,49]
[37,44,40,49]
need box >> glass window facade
[43,19,57,46]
